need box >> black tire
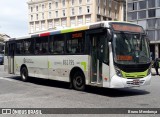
[20,67,29,82]
[72,72,85,91]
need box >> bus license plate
[133,79,140,85]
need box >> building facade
[27,0,124,34]
[127,0,160,60]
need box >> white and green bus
[4,21,151,90]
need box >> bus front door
[89,34,104,84]
[8,42,15,74]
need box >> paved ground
[0,65,160,116]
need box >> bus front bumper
[109,74,151,88]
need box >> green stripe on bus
[61,29,73,33]
[81,62,87,71]
[121,69,148,78]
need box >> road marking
[0,77,17,82]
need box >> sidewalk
[151,68,160,76]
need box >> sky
[0,0,28,38]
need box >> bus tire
[72,72,85,91]
[20,67,29,82]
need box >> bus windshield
[113,32,150,64]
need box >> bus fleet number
[63,60,74,65]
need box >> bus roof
[10,21,143,41]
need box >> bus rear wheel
[20,67,29,82]
[72,72,85,91]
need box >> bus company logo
[2,109,12,114]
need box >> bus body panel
[14,56,48,79]
[48,55,89,83]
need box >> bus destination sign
[111,23,144,33]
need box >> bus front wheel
[72,72,85,91]
[21,67,29,82]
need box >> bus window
[24,39,34,55]
[49,35,65,54]
[66,32,84,54]
[16,40,24,55]
[5,42,8,56]
[35,37,48,55]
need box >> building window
[85,15,91,24]
[71,0,74,5]
[36,14,38,20]
[42,4,45,11]
[42,13,44,19]
[78,16,83,26]
[97,15,101,21]
[98,0,100,5]
[157,19,160,28]
[109,9,111,17]
[148,9,155,18]
[31,15,33,21]
[139,0,146,10]
[157,30,160,40]
[87,0,90,3]
[128,2,137,11]
[54,19,60,27]
[147,19,156,29]
[104,0,106,5]
[87,6,90,13]
[62,0,65,7]
[109,0,111,8]
[104,8,106,15]
[49,3,52,9]
[138,10,146,19]
[71,8,74,15]
[79,0,82,4]
[147,30,155,41]
[79,7,82,14]
[148,0,155,8]
[62,10,65,17]
[31,7,33,12]
[35,22,39,31]
[49,12,52,19]
[30,23,34,33]
[55,11,58,17]
[158,0,160,7]
[98,6,100,14]
[128,12,137,20]
[41,21,45,30]
[61,18,67,27]
[48,20,53,29]
[55,2,58,8]
[70,17,76,27]
[115,1,118,10]
[36,6,38,11]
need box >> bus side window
[35,36,48,55]
[16,41,24,55]
[49,35,65,54]
[66,32,84,54]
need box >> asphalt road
[0,65,160,116]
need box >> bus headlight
[115,67,122,77]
